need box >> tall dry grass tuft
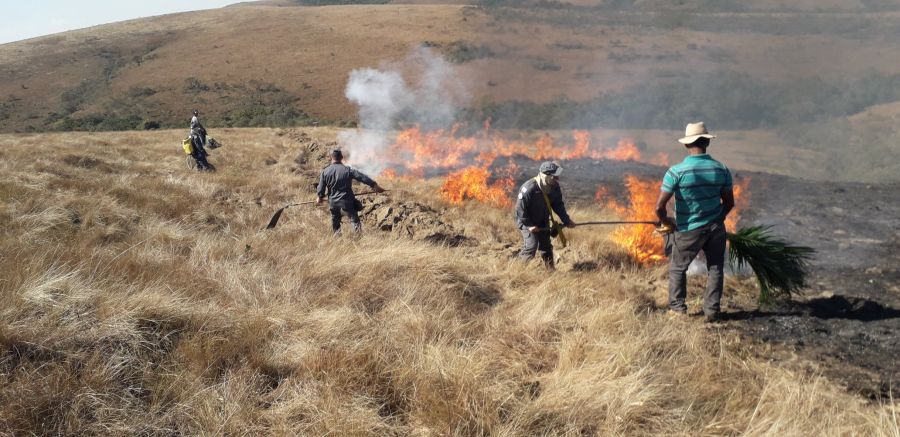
[0,128,896,435]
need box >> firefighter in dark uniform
[189,109,212,171]
[515,161,577,267]
[316,149,385,233]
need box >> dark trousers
[330,205,361,234]
[191,136,211,170]
[518,229,554,267]
[668,221,727,315]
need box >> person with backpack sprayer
[514,161,577,268]
[317,149,386,234]
[188,109,213,171]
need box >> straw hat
[678,122,717,144]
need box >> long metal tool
[264,190,388,230]
[578,220,659,226]
[534,220,659,233]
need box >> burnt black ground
[504,157,900,400]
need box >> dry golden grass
[0,128,897,435]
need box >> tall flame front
[380,125,651,206]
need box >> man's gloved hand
[373,185,386,193]
[316,197,325,205]
[528,226,540,234]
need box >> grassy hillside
[0,128,897,434]
[3,2,900,131]
[2,2,900,182]
[0,4,476,132]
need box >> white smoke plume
[339,47,469,175]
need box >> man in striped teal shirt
[655,122,735,322]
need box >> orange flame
[392,125,478,172]
[595,175,666,263]
[385,127,661,169]
[597,139,642,161]
[381,168,420,182]
[595,175,750,263]
[725,177,750,231]
[439,167,514,208]
[382,126,661,206]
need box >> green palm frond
[726,226,816,305]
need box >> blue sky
[0,1,239,45]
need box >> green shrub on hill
[48,113,145,131]
[219,104,313,128]
[46,78,165,132]
[59,80,97,115]
[184,77,210,93]
[128,87,157,98]
[531,58,561,71]
[45,78,319,132]
[549,41,588,50]
[214,80,316,127]
[443,41,497,64]
[0,102,12,122]
[142,120,161,130]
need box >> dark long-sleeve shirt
[514,178,572,229]
[190,116,206,146]
[316,163,377,208]
[190,116,203,132]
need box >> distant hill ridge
[1,0,900,182]
[3,1,900,132]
